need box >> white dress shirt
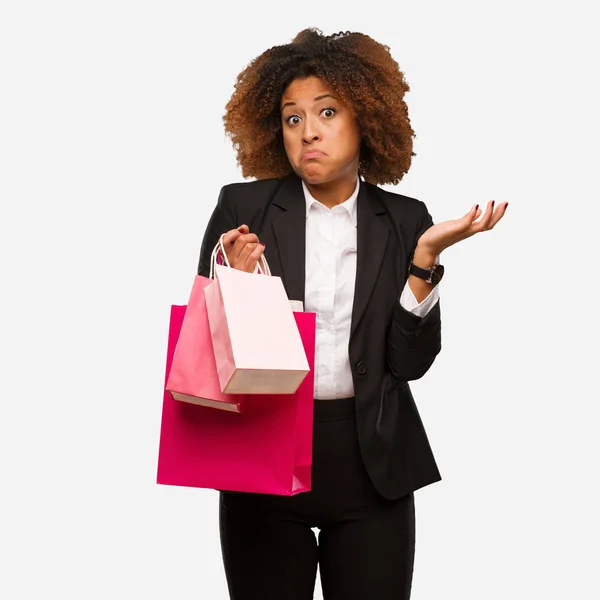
[302,177,440,399]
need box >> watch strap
[408,261,444,286]
[408,262,435,280]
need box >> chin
[297,165,331,185]
[301,174,325,185]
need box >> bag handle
[209,234,271,279]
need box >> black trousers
[219,397,416,600]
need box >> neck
[303,173,359,209]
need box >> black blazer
[197,173,442,500]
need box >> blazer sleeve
[386,201,442,382]
[197,186,238,277]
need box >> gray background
[1,1,598,598]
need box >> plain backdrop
[1,1,598,598]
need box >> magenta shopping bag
[156,305,316,495]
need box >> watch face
[431,264,444,285]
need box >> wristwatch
[408,261,445,286]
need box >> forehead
[280,76,333,106]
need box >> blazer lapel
[269,174,390,331]
[271,175,306,304]
[351,181,390,337]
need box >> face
[280,76,361,187]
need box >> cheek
[332,117,360,149]
[340,125,361,156]
[282,131,297,159]
[350,127,362,155]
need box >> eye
[321,107,336,118]
[285,114,301,126]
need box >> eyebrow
[281,94,335,110]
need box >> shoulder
[365,181,432,226]
[218,178,284,207]
[216,178,288,230]
[365,181,428,214]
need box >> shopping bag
[204,235,309,394]
[156,304,316,495]
[165,275,245,413]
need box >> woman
[197,28,507,600]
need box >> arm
[386,203,442,381]
[389,196,509,381]
[399,276,440,318]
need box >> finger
[236,232,259,246]
[235,242,260,272]
[486,201,509,230]
[222,225,247,249]
[465,206,482,229]
[228,230,259,262]
[451,204,481,240]
[244,242,265,272]
[470,200,495,233]
[458,204,480,227]
[230,232,259,260]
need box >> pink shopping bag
[156,304,316,495]
[204,236,310,395]
[166,275,244,413]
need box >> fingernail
[238,228,244,233]
[230,241,235,246]
[475,204,479,211]
[260,241,265,247]
[491,200,495,207]
[505,202,509,209]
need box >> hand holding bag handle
[209,234,271,279]
[210,235,304,310]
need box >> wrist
[412,245,439,269]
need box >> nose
[302,116,320,144]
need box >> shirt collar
[301,176,360,227]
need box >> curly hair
[223,28,416,186]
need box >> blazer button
[356,361,367,375]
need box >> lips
[301,151,325,161]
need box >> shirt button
[355,361,367,375]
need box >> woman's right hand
[221,224,265,272]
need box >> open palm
[417,200,509,255]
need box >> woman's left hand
[416,200,509,257]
